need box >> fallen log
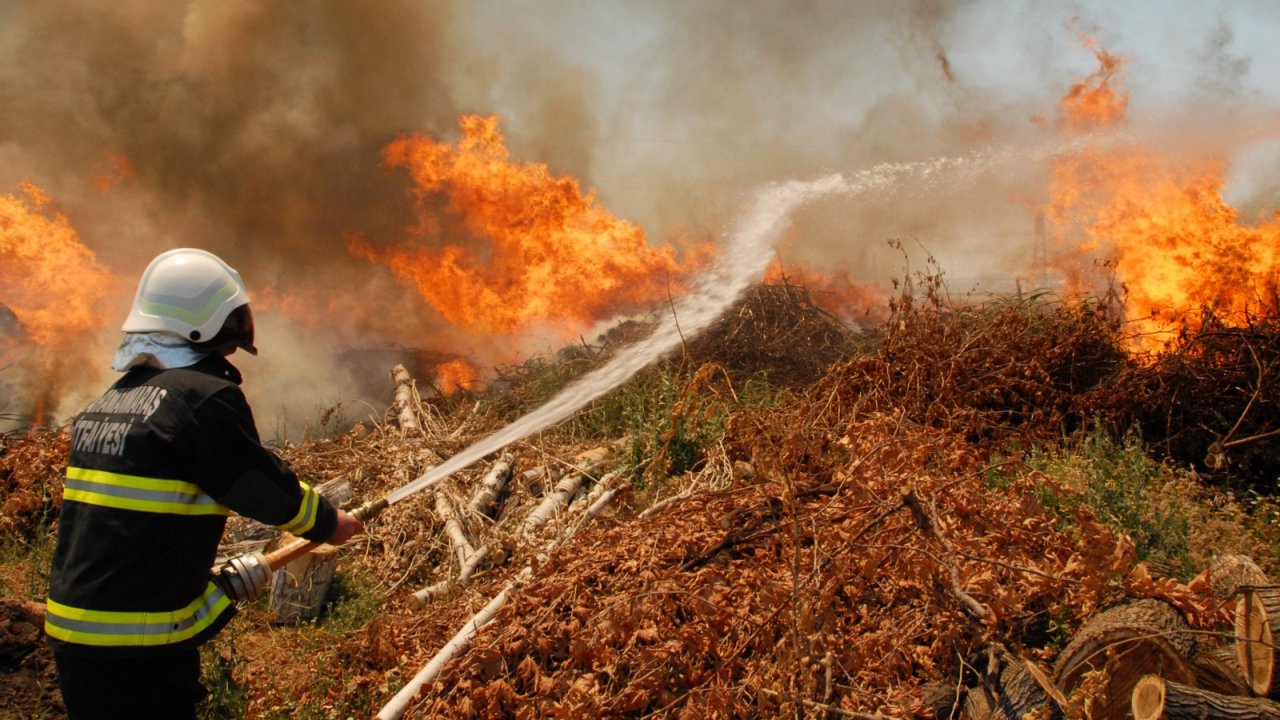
[466,453,513,519]
[391,364,421,436]
[962,646,1062,720]
[379,571,520,720]
[1237,584,1280,698]
[1053,598,1197,720]
[519,447,610,539]
[1132,674,1280,720]
[381,473,621,720]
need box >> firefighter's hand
[328,509,364,546]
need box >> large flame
[435,358,478,394]
[349,115,712,336]
[1,182,121,421]
[1043,45,1280,341]
[0,183,119,349]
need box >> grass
[0,522,55,601]
[199,564,388,719]
[1018,424,1277,579]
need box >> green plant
[199,636,250,719]
[1029,423,1265,578]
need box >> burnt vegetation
[2,269,1279,719]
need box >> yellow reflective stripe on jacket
[44,582,232,647]
[278,481,319,535]
[64,466,230,516]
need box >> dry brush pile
[2,279,1279,719]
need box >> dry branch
[901,484,992,621]
[409,545,491,608]
[435,491,475,567]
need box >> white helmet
[122,248,257,354]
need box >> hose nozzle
[350,497,389,523]
[217,552,272,603]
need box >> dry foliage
[399,418,1176,719]
[0,431,65,540]
[1081,307,1280,487]
[1,280,1277,719]
[807,290,1126,448]
[684,282,858,388]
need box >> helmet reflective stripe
[44,582,232,647]
[278,482,320,535]
[122,248,251,343]
[64,466,230,516]
[134,275,241,330]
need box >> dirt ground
[0,598,62,719]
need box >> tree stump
[1237,584,1280,698]
[1053,599,1197,720]
[264,477,351,625]
[268,540,339,625]
[1132,674,1280,720]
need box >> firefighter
[45,248,364,719]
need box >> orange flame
[350,115,711,335]
[1,182,119,349]
[1,182,121,421]
[435,358,478,394]
[1043,47,1280,342]
[764,260,886,326]
[1060,40,1127,131]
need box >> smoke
[1,0,1276,434]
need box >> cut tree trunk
[1053,599,1197,720]
[1210,554,1270,601]
[264,477,351,624]
[1192,642,1252,697]
[1132,674,1280,720]
[1237,584,1280,698]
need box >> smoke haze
[1,0,1277,433]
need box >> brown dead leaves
[0,430,65,539]
[408,417,1145,718]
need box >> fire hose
[216,496,389,603]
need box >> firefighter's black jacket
[46,354,338,656]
